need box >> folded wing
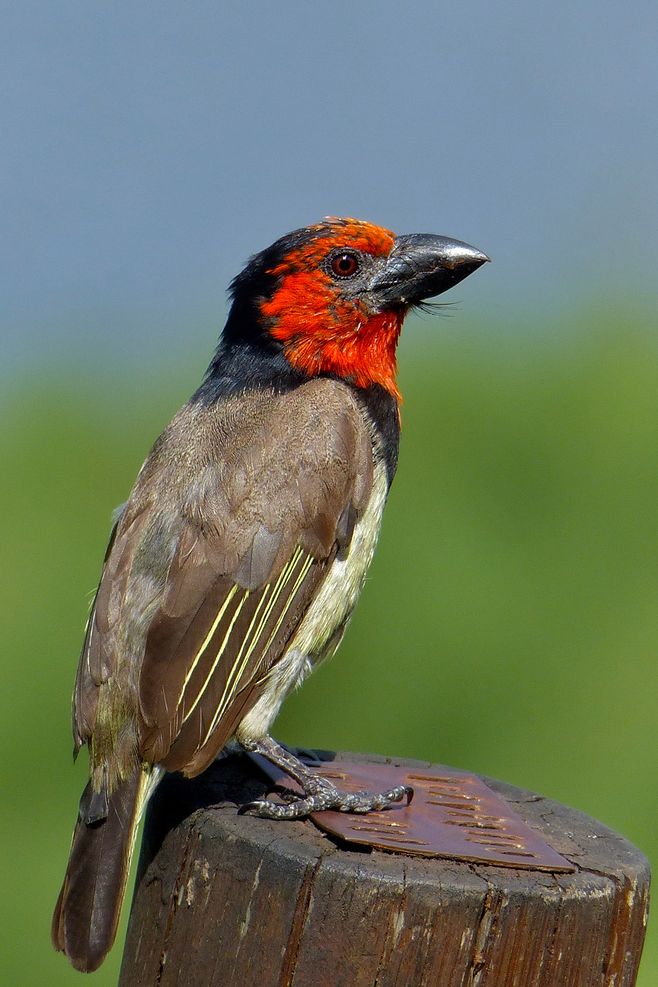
[73,379,374,782]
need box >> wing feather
[138,543,328,773]
[72,379,374,783]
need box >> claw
[237,801,261,816]
[240,737,414,821]
[238,797,316,820]
[334,784,412,814]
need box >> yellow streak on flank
[257,555,314,681]
[181,589,249,725]
[200,580,278,729]
[233,548,303,680]
[227,556,307,702]
[176,584,238,711]
[84,610,94,678]
[202,550,302,741]
[227,577,276,678]
[202,548,308,747]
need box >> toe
[237,800,263,816]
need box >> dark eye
[329,251,360,279]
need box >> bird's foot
[238,735,412,820]
[239,782,412,820]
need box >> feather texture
[71,378,374,789]
[51,767,150,972]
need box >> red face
[260,219,405,400]
[247,217,488,401]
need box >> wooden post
[120,752,650,987]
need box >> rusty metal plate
[251,756,575,872]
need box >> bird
[52,217,488,972]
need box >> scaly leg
[239,736,413,820]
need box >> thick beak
[370,234,489,309]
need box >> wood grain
[119,751,650,987]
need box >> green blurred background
[2,309,656,984]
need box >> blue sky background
[2,1,657,375]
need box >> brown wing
[72,502,152,755]
[73,379,373,783]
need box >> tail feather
[52,767,150,973]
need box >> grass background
[1,310,656,984]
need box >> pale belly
[236,461,389,742]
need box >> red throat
[260,224,405,401]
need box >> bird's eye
[329,251,360,279]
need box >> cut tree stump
[119,751,650,987]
